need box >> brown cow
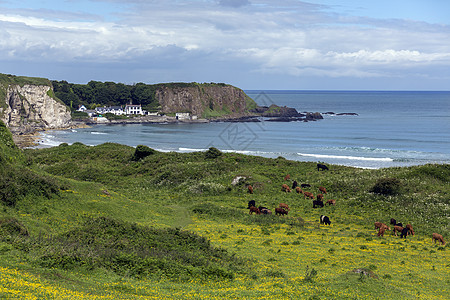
[260,208,272,215]
[249,206,261,215]
[406,224,415,235]
[326,199,336,206]
[275,207,288,216]
[295,186,303,194]
[392,225,404,236]
[378,224,390,237]
[247,185,254,194]
[284,174,291,181]
[281,184,291,193]
[432,233,446,245]
[304,191,314,199]
[374,222,390,231]
[318,186,327,194]
[316,194,324,201]
[279,203,290,211]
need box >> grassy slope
[0,140,449,299]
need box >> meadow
[0,125,449,299]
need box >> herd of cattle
[245,163,446,245]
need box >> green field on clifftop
[0,121,449,299]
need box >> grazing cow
[400,227,410,239]
[317,163,329,171]
[374,222,390,231]
[313,200,324,208]
[279,203,290,211]
[320,215,331,225]
[326,199,336,206]
[406,224,415,236]
[316,194,324,201]
[247,200,256,209]
[281,184,291,193]
[378,224,390,237]
[301,183,311,188]
[295,186,303,194]
[392,225,404,236]
[304,192,314,199]
[247,185,254,194]
[284,174,291,181]
[292,180,298,189]
[249,206,261,215]
[432,233,446,245]
[260,208,272,215]
[318,186,327,194]
[275,207,288,216]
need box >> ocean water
[36,91,450,169]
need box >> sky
[1,0,450,90]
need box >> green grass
[0,127,449,299]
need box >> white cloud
[1,0,450,88]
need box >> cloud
[218,0,250,8]
[1,0,450,88]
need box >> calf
[320,215,331,225]
[400,227,410,239]
[279,203,290,211]
[326,199,336,206]
[318,186,327,194]
[281,184,291,193]
[249,206,261,215]
[247,185,253,194]
[313,200,324,208]
[275,207,288,216]
[432,233,446,245]
[284,174,291,181]
[295,186,303,194]
[304,192,314,199]
[301,183,311,188]
[292,180,298,189]
[317,163,329,171]
[247,200,256,209]
[392,225,404,236]
[406,224,415,236]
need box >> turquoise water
[37,91,450,169]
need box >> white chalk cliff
[0,84,71,135]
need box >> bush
[133,145,156,161]
[370,178,402,196]
[205,147,222,159]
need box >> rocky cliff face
[155,84,255,118]
[0,84,71,135]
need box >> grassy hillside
[0,131,449,298]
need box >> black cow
[390,218,403,227]
[247,200,256,209]
[292,180,298,189]
[301,183,311,188]
[320,215,331,225]
[317,163,329,171]
[400,228,410,239]
[313,200,324,208]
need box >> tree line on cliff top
[52,80,228,113]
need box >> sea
[35,91,450,169]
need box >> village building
[125,104,144,115]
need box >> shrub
[370,178,402,196]
[205,147,222,159]
[133,145,156,161]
